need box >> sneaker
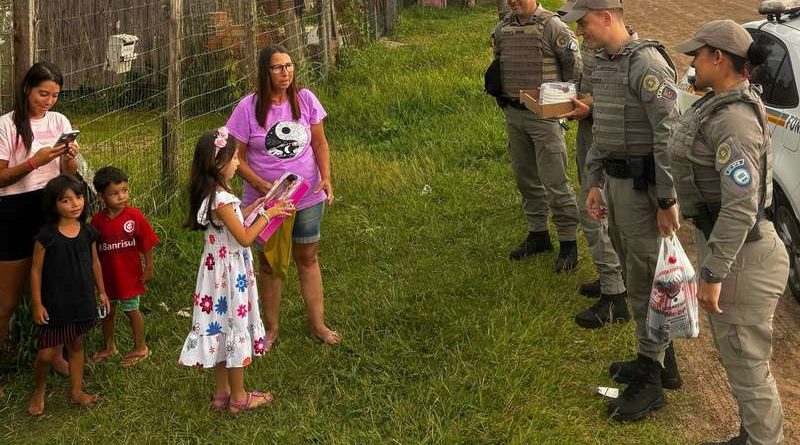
[509,231,553,260]
[608,355,666,422]
[553,240,578,273]
[609,342,682,390]
[574,292,630,329]
[579,279,602,298]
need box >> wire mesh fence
[0,0,403,214]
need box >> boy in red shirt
[89,166,159,367]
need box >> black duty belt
[603,155,656,191]
[692,202,765,244]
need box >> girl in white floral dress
[179,127,291,414]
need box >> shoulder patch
[716,142,731,164]
[643,74,660,93]
[556,34,568,48]
[723,158,745,177]
[656,83,676,101]
[567,39,578,51]
[730,166,752,187]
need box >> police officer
[671,20,787,445]
[560,0,682,421]
[491,0,581,272]
[564,23,632,328]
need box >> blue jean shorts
[292,202,325,244]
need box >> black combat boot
[700,425,748,445]
[608,354,666,422]
[553,240,578,272]
[509,231,553,260]
[609,342,683,390]
[574,292,630,329]
[579,279,602,298]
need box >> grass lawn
[2,4,694,444]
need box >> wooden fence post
[248,0,259,79]
[162,0,182,193]
[280,0,304,62]
[12,0,35,96]
[319,0,330,76]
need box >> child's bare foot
[89,348,118,364]
[27,389,45,416]
[121,347,150,368]
[312,326,342,345]
[70,391,99,406]
[53,358,70,377]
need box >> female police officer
[671,20,787,445]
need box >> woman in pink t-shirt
[0,62,79,373]
[227,45,340,348]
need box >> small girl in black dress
[28,174,109,416]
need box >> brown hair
[185,130,237,231]
[255,45,300,127]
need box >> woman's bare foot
[312,326,342,345]
[89,347,118,364]
[70,391,99,406]
[53,358,70,377]
[27,389,45,416]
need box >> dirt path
[622,1,800,443]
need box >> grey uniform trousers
[504,106,578,241]
[696,221,788,445]
[605,176,667,362]
[576,119,625,294]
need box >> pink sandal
[210,394,230,412]
[228,391,273,414]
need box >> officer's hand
[586,187,607,221]
[698,279,723,314]
[656,206,680,237]
[557,98,591,120]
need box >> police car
[677,0,800,302]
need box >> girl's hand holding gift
[266,198,293,219]
[242,196,268,219]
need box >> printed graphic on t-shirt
[265,121,308,159]
[123,219,135,234]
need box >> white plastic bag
[646,235,700,341]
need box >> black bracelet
[658,198,677,209]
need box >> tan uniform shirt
[671,81,769,279]
[585,39,678,199]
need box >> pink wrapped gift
[244,172,310,244]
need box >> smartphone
[55,130,80,147]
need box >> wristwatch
[657,198,677,209]
[700,267,722,283]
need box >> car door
[751,28,800,206]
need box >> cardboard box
[520,88,593,119]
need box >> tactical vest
[494,10,561,99]
[669,83,772,218]
[578,43,597,96]
[591,40,676,156]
